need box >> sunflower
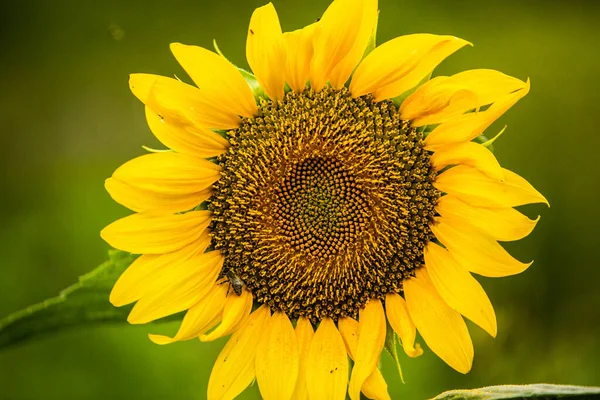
[101,0,547,399]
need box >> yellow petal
[310,0,378,91]
[338,317,391,400]
[101,210,212,254]
[350,34,469,101]
[105,152,219,213]
[109,235,211,307]
[128,250,224,324]
[105,178,211,213]
[208,305,270,400]
[434,165,548,208]
[503,168,549,205]
[425,242,497,337]
[430,141,504,181]
[431,217,532,277]
[145,106,229,158]
[170,43,257,118]
[292,317,314,400]
[337,318,358,357]
[246,3,286,101]
[425,79,530,148]
[384,293,422,358]
[349,299,386,400]
[256,312,299,400]
[112,152,220,194]
[306,318,348,400]
[404,268,474,374]
[129,73,240,130]
[148,283,228,345]
[283,24,316,92]
[199,287,254,342]
[436,195,540,241]
[400,69,527,126]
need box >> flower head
[101,1,547,399]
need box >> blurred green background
[1,0,599,398]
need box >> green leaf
[0,250,179,351]
[383,320,404,383]
[432,384,600,400]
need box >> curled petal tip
[404,342,424,358]
[542,195,550,208]
[147,334,171,345]
[457,37,474,47]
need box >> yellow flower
[101,1,547,399]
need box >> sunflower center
[209,87,440,322]
[273,156,369,258]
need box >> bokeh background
[1,0,599,398]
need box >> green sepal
[213,39,266,100]
[237,68,267,100]
[0,250,179,351]
[194,200,210,211]
[212,38,227,59]
[383,320,405,383]
[213,129,230,141]
[432,384,600,400]
[362,11,379,59]
[392,72,432,108]
[141,145,171,153]
[474,125,507,154]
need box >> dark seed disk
[209,87,439,323]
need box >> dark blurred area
[0,0,599,398]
